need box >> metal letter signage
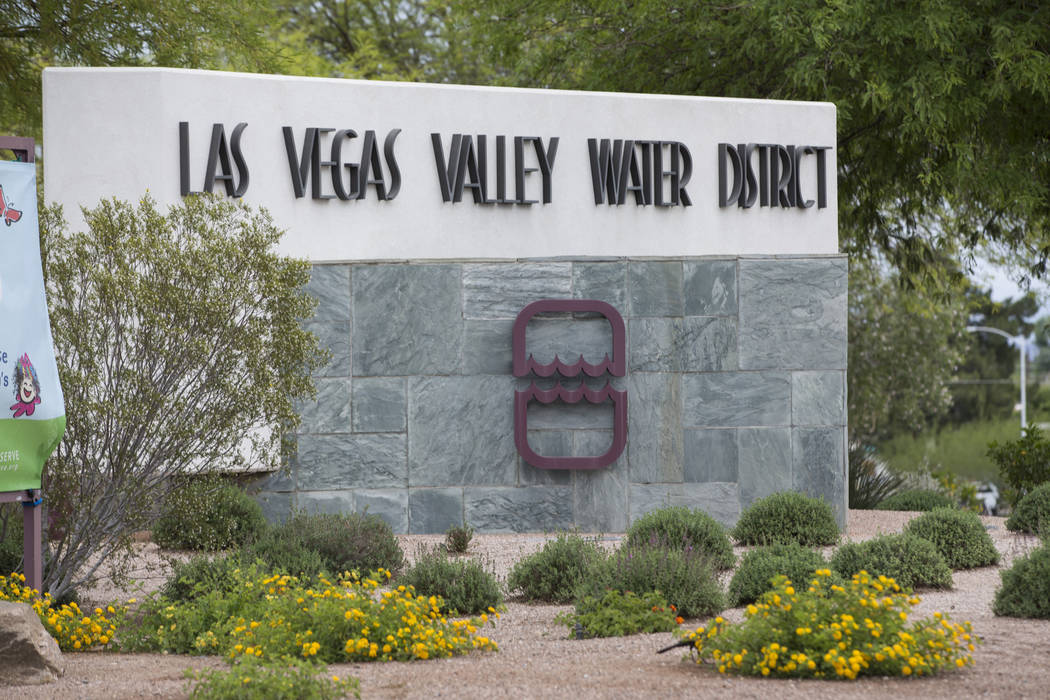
[513,299,627,470]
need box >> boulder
[0,600,64,685]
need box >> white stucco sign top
[43,68,837,262]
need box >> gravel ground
[12,510,1050,699]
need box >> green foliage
[505,532,605,603]
[248,511,404,579]
[876,489,956,512]
[187,655,359,700]
[39,195,326,601]
[878,418,1017,485]
[577,545,724,619]
[904,508,999,569]
[830,534,952,590]
[397,548,502,615]
[732,492,839,547]
[555,590,678,639]
[161,552,252,603]
[988,425,1050,504]
[153,476,267,552]
[443,524,474,554]
[625,506,735,570]
[0,504,23,576]
[1006,482,1050,535]
[848,444,905,509]
[727,543,829,607]
[685,571,977,678]
[993,544,1050,619]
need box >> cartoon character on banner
[11,354,41,418]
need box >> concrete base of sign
[252,255,847,532]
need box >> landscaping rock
[0,601,64,685]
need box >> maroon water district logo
[513,299,627,470]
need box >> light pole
[965,325,1029,432]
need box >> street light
[965,325,1029,432]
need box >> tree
[38,195,326,599]
[461,0,1050,282]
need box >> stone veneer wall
[252,257,848,533]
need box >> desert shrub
[398,547,502,615]
[506,532,605,603]
[875,489,955,512]
[625,506,735,570]
[153,475,268,552]
[161,552,255,603]
[555,590,679,638]
[904,508,999,569]
[444,524,474,554]
[576,544,724,618]
[1005,482,1050,535]
[187,655,359,699]
[848,443,905,509]
[987,424,1050,505]
[727,543,829,607]
[732,492,839,547]
[830,534,952,590]
[248,511,404,578]
[684,570,977,678]
[993,544,1050,618]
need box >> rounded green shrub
[732,492,839,547]
[398,547,502,615]
[576,544,725,618]
[160,551,254,602]
[904,507,999,569]
[556,590,678,638]
[993,544,1050,618]
[830,533,952,590]
[1006,482,1050,535]
[875,489,955,512]
[626,506,735,570]
[727,542,828,607]
[506,532,605,603]
[152,476,267,552]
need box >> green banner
[0,159,66,492]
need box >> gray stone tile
[573,262,628,311]
[462,320,514,375]
[629,261,683,317]
[629,482,740,527]
[297,378,351,434]
[296,433,406,489]
[297,490,354,515]
[518,317,615,369]
[684,260,737,316]
[683,372,791,427]
[792,371,845,426]
[629,318,678,372]
[628,373,683,483]
[518,390,616,430]
[255,491,293,524]
[518,431,573,485]
[680,317,737,372]
[465,486,574,533]
[353,264,462,375]
[355,489,409,534]
[739,258,847,370]
[573,430,628,532]
[304,321,351,377]
[248,466,294,493]
[409,488,464,533]
[793,427,846,527]
[408,376,517,486]
[463,263,572,320]
[684,429,738,483]
[352,377,406,433]
[737,427,792,507]
[306,264,351,322]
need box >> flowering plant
[0,572,126,651]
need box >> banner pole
[22,490,41,592]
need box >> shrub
[993,544,1050,618]
[576,544,724,619]
[830,534,952,590]
[187,656,359,699]
[1006,482,1050,535]
[444,524,474,554]
[505,532,605,603]
[733,492,839,547]
[625,506,735,570]
[0,504,23,575]
[248,511,404,578]
[904,508,999,569]
[727,543,829,607]
[398,547,502,615]
[875,489,955,512]
[987,424,1050,505]
[848,443,904,509]
[161,552,254,603]
[555,590,679,638]
[684,570,978,679]
[1,572,125,651]
[153,475,268,552]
